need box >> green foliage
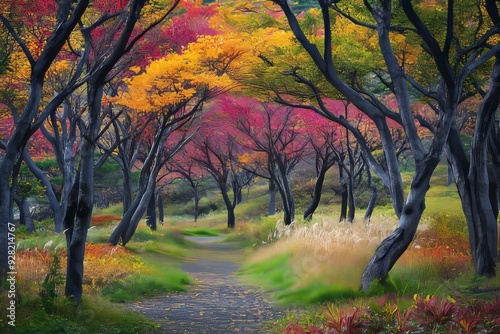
[16,178,46,199]
[39,254,65,313]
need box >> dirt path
[126,236,284,333]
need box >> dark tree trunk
[147,191,157,231]
[339,165,347,222]
[447,164,454,186]
[194,192,200,222]
[157,192,164,224]
[488,114,499,220]
[304,162,328,220]
[21,198,35,233]
[237,188,242,204]
[220,184,235,228]
[0,0,89,276]
[364,165,377,222]
[109,125,167,245]
[274,170,295,226]
[347,175,355,223]
[361,159,438,291]
[364,186,377,222]
[268,179,277,215]
[122,182,156,244]
[122,168,133,215]
[339,183,347,223]
[64,173,79,298]
[65,84,102,303]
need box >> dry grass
[248,215,399,291]
[246,212,475,295]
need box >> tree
[222,96,309,226]
[269,0,500,290]
[63,0,183,303]
[166,146,210,222]
[0,0,90,277]
[190,118,238,228]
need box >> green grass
[102,269,191,302]
[9,295,159,334]
[181,227,220,236]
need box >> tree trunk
[339,165,347,222]
[364,186,377,222]
[304,163,328,220]
[274,171,295,226]
[64,173,79,298]
[109,126,168,245]
[447,164,454,186]
[21,198,35,233]
[122,167,133,215]
[347,174,355,223]
[0,0,89,276]
[339,183,347,223]
[361,160,437,291]
[220,184,235,228]
[268,179,277,215]
[364,165,377,222]
[0,80,44,275]
[146,190,157,231]
[194,192,200,222]
[157,192,164,224]
[122,177,157,245]
[65,84,102,303]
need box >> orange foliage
[16,243,146,297]
[91,215,122,227]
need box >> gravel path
[126,236,284,333]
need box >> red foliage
[324,305,370,334]
[412,295,458,327]
[1,0,58,57]
[160,2,219,54]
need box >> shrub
[39,254,65,313]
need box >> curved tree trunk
[364,186,377,222]
[122,167,133,215]
[122,173,158,244]
[274,171,295,226]
[220,184,235,228]
[361,160,438,291]
[364,165,377,222]
[304,163,328,220]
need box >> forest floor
[125,236,285,333]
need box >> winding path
[126,236,284,333]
